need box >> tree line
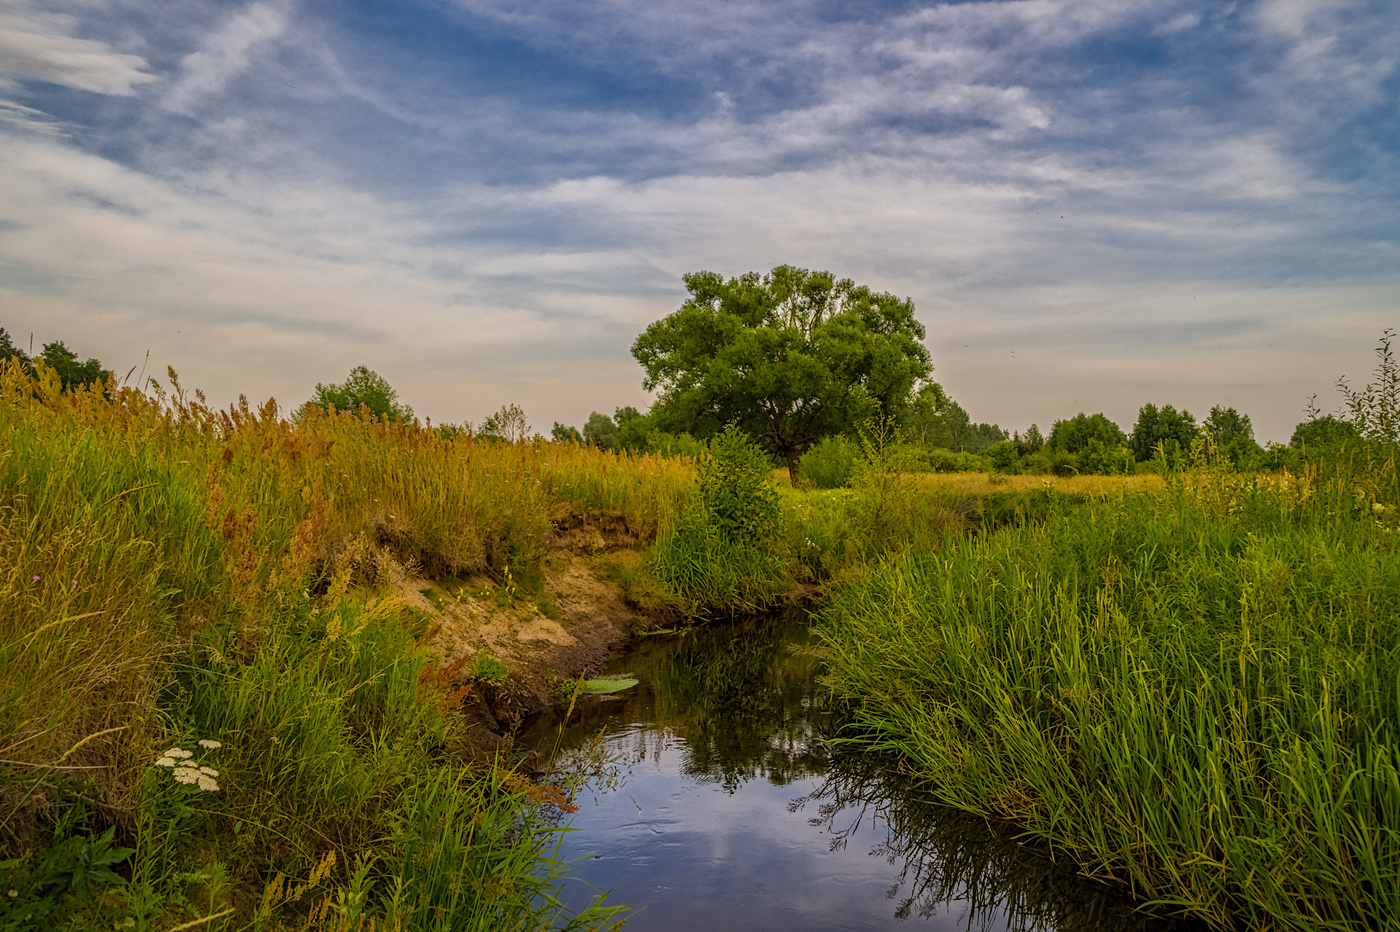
[5,271,1390,480]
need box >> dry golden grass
[914,471,1165,496]
[0,360,696,842]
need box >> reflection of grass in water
[526,609,834,794]
[797,752,1207,932]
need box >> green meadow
[4,319,1400,931]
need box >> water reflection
[523,611,1199,932]
[530,609,832,792]
[797,755,1206,932]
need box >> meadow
[5,353,1397,932]
[0,362,693,930]
[818,448,1400,930]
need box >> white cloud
[163,0,294,113]
[0,0,1394,438]
[0,2,155,95]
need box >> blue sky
[1,0,1396,440]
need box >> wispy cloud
[0,1,155,95]
[0,0,1395,439]
[162,0,295,113]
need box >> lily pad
[578,675,638,695]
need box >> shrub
[799,435,860,488]
[647,427,789,614]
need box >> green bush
[648,426,789,614]
[799,435,860,488]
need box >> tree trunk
[784,449,801,486]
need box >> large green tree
[632,266,932,480]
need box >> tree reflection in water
[524,609,1203,932]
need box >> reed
[818,454,1400,930]
[0,361,664,927]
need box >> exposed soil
[400,509,672,755]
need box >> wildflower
[198,766,219,777]
[31,575,38,582]
[197,739,223,749]
[165,747,194,758]
[155,757,177,767]
[197,775,220,792]
[172,768,200,785]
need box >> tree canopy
[1130,403,1197,462]
[1,328,110,392]
[304,365,414,422]
[1290,415,1358,450]
[1047,413,1126,453]
[632,266,932,479]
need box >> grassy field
[8,354,1397,931]
[817,451,1400,930]
[0,363,685,929]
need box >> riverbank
[0,367,688,930]
[818,453,1400,931]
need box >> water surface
[522,611,1197,932]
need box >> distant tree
[986,440,1022,474]
[1337,328,1400,444]
[0,326,31,372]
[1202,405,1260,466]
[305,366,414,422]
[1047,413,1126,453]
[551,422,583,443]
[1290,415,1358,450]
[973,422,1009,448]
[938,401,973,450]
[633,265,932,481]
[1017,423,1045,455]
[583,412,618,451]
[902,383,949,445]
[611,406,656,452]
[1202,406,1255,448]
[1130,403,1197,462]
[480,403,530,442]
[37,341,109,392]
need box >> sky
[0,0,1397,442]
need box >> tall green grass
[818,453,1400,930]
[0,360,681,927]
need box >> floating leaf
[579,675,638,695]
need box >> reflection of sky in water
[530,614,1188,932]
[553,723,999,932]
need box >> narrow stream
[521,610,1200,932]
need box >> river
[520,609,1202,932]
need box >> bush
[799,435,860,488]
[986,440,1022,474]
[648,426,789,614]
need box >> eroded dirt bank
[393,508,673,753]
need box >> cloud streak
[0,0,1395,440]
[0,1,155,95]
